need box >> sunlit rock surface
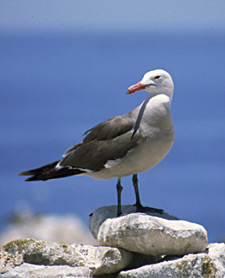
[118,243,225,278]
[1,239,225,278]
[0,238,158,276]
[90,205,208,255]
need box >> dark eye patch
[154,75,161,80]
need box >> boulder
[89,205,208,256]
[89,205,178,239]
[1,238,132,276]
[118,243,225,278]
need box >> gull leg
[132,174,142,209]
[116,178,123,216]
[132,174,164,214]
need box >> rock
[89,206,208,256]
[1,239,224,277]
[0,212,95,246]
[1,263,92,278]
[1,238,133,276]
[118,243,225,278]
[1,207,217,277]
[0,249,23,274]
[89,205,178,239]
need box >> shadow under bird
[19,69,175,216]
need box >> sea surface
[0,30,225,242]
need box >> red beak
[126,82,147,95]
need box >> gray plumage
[19,69,175,216]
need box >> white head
[127,69,174,100]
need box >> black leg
[132,174,143,209]
[132,174,164,214]
[116,178,123,216]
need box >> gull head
[127,69,174,99]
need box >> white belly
[88,134,174,180]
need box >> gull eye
[154,75,161,80]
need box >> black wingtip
[24,176,43,182]
[18,171,31,176]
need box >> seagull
[19,69,174,216]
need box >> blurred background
[0,0,225,244]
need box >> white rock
[89,206,208,255]
[1,263,92,278]
[2,238,132,276]
[89,205,178,239]
[2,243,225,278]
[118,243,225,278]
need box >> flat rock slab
[118,243,225,278]
[89,205,178,239]
[1,263,92,278]
[1,238,132,276]
[89,206,208,256]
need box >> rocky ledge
[1,206,225,277]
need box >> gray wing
[59,114,145,172]
[83,115,135,142]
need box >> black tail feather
[19,161,60,176]
[19,160,85,181]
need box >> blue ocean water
[0,30,225,242]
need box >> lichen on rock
[0,249,23,274]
